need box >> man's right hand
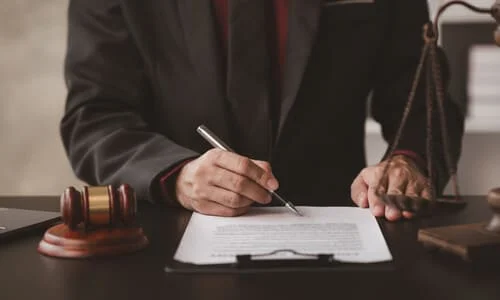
[175,149,279,217]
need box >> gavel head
[60,184,137,230]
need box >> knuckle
[422,183,431,192]
[200,150,212,162]
[353,169,368,186]
[206,148,219,157]
[205,148,222,162]
[370,177,385,190]
[407,181,419,191]
[372,167,386,182]
[255,170,266,183]
[390,167,405,178]
[192,163,207,178]
[191,199,204,213]
[192,185,205,199]
[259,161,271,172]
[387,188,403,195]
[237,157,252,173]
[225,194,240,208]
[231,176,246,192]
[376,186,386,195]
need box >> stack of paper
[173,206,392,265]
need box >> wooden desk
[1,196,499,300]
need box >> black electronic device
[0,207,60,242]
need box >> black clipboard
[164,249,394,274]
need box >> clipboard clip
[235,249,339,269]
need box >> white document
[173,206,392,265]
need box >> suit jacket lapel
[276,0,322,142]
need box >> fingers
[403,180,433,218]
[384,204,402,221]
[386,168,408,196]
[420,184,432,200]
[366,168,386,218]
[403,181,419,219]
[351,167,387,217]
[209,167,272,205]
[351,171,369,208]
[252,159,280,191]
[175,149,279,217]
[384,169,408,221]
[252,160,273,173]
[402,211,414,219]
[210,150,278,190]
[192,184,254,208]
[405,181,421,198]
[191,197,250,217]
[352,157,432,222]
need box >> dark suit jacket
[61,0,464,206]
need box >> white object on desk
[173,206,393,265]
[468,45,500,118]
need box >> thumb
[351,170,369,208]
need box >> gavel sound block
[38,184,149,258]
[418,187,500,263]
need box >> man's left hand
[350,155,431,221]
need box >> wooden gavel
[38,184,148,258]
[60,184,137,230]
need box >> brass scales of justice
[378,0,500,263]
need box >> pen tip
[291,206,303,216]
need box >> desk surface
[1,196,499,300]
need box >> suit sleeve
[370,0,465,194]
[61,0,199,202]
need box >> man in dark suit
[61,0,464,221]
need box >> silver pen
[196,125,302,216]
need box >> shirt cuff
[158,159,194,205]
